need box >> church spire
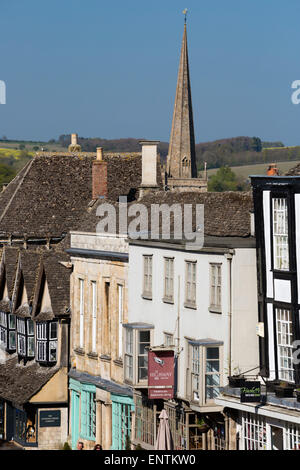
[167,21,197,179]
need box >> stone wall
[37,407,68,450]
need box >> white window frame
[241,412,267,450]
[91,281,97,353]
[123,327,152,385]
[36,321,58,363]
[118,284,124,358]
[143,255,153,299]
[272,198,289,271]
[185,261,197,307]
[124,327,133,382]
[188,342,222,405]
[210,263,222,312]
[163,257,174,302]
[79,278,84,349]
[164,332,174,347]
[275,308,294,382]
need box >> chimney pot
[96,147,103,161]
[71,133,78,146]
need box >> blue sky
[1,0,300,145]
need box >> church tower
[166,17,207,192]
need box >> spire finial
[182,8,188,24]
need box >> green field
[0,140,68,152]
[207,160,300,180]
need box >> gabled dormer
[0,250,16,353]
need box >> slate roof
[77,191,253,239]
[69,368,133,397]
[0,152,154,240]
[3,247,19,298]
[0,356,59,405]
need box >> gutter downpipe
[225,251,233,450]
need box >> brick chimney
[139,140,159,198]
[92,147,108,199]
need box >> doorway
[271,426,283,450]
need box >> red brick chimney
[92,147,108,199]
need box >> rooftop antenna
[183,8,188,24]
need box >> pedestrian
[77,441,84,450]
[93,444,102,450]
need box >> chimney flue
[71,133,78,146]
[96,147,103,161]
[139,140,160,198]
[92,150,107,199]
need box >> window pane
[139,330,150,344]
[27,319,34,336]
[50,322,57,339]
[207,348,219,360]
[9,314,16,329]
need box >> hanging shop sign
[240,381,261,403]
[148,350,174,399]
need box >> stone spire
[167,23,197,179]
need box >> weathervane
[183,8,188,24]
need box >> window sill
[184,302,197,310]
[142,293,152,301]
[74,347,85,356]
[113,358,123,367]
[100,354,111,363]
[162,297,174,305]
[87,351,98,360]
[209,307,222,314]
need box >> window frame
[17,317,34,358]
[0,311,16,352]
[209,263,222,313]
[91,280,97,353]
[275,307,294,383]
[36,320,58,364]
[271,196,290,272]
[184,260,197,309]
[142,255,153,300]
[188,341,223,406]
[163,257,174,303]
[123,326,152,385]
[79,278,85,349]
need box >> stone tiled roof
[3,247,19,298]
[77,191,253,238]
[0,247,71,318]
[0,356,58,405]
[36,251,71,318]
[285,164,300,176]
[0,152,153,240]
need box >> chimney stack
[68,132,81,152]
[139,140,160,198]
[92,149,107,199]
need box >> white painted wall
[263,191,273,299]
[128,244,259,400]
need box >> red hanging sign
[148,350,175,399]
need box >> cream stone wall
[69,233,129,449]
[36,407,68,450]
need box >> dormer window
[0,312,16,352]
[36,321,58,364]
[17,318,34,358]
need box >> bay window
[188,339,223,406]
[0,311,16,352]
[36,321,58,364]
[123,324,153,385]
[17,318,34,358]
